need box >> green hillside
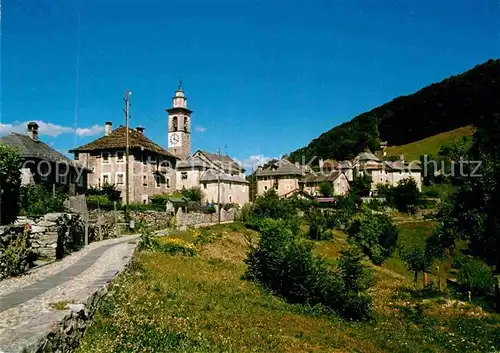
[289,59,500,162]
[385,125,475,161]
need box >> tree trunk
[423,272,428,287]
[414,271,419,283]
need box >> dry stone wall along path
[0,234,139,353]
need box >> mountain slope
[289,59,500,162]
[385,125,475,161]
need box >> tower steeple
[166,81,192,160]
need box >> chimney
[104,121,112,136]
[27,122,39,141]
[136,126,145,134]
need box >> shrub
[350,174,371,198]
[400,246,432,283]
[181,186,205,202]
[87,183,121,202]
[157,237,197,256]
[392,178,421,214]
[1,225,33,278]
[252,189,296,220]
[319,182,333,197]
[306,210,332,241]
[139,227,197,256]
[455,257,493,297]
[236,203,253,222]
[19,184,66,217]
[0,145,22,224]
[346,211,398,265]
[245,218,372,320]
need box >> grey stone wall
[175,207,235,227]
[130,210,173,230]
[15,213,85,260]
[32,287,107,353]
[87,209,123,241]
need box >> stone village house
[176,150,249,205]
[255,159,350,198]
[70,83,249,205]
[256,151,422,198]
[351,152,422,191]
[0,122,90,193]
[70,123,179,203]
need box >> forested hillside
[289,59,500,162]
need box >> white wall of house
[257,176,299,197]
[371,169,422,191]
[176,169,203,190]
[202,181,249,205]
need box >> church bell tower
[167,81,192,160]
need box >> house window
[229,196,232,203]
[116,151,124,163]
[203,183,207,189]
[102,173,110,185]
[229,182,232,190]
[74,153,79,161]
[143,154,148,165]
[264,185,268,191]
[166,178,170,188]
[181,172,188,180]
[102,152,110,163]
[143,175,148,186]
[155,174,161,188]
[116,172,124,185]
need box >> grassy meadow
[385,125,475,161]
[78,222,500,353]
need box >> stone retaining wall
[176,207,235,227]
[15,213,85,260]
[0,213,85,279]
[32,283,109,353]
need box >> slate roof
[176,156,207,169]
[199,169,249,183]
[195,150,244,173]
[353,151,381,162]
[69,126,178,158]
[256,159,303,177]
[0,133,86,169]
[300,171,343,184]
[384,161,422,171]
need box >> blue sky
[2,0,499,169]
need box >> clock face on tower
[168,132,182,148]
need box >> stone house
[300,171,350,196]
[0,122,89,193]
[255,159,305,197]
[69,123,179,203]
[351,151,422,191]
[176,150,249,205]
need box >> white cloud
[234,154,278,171]
[36,121,74,136]
[75,124,105,137]
[195,126,206,132]
[0,120,104,137]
